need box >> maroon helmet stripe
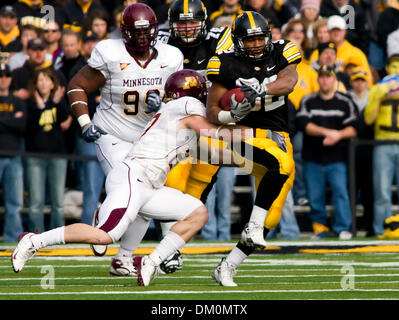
[99,208,127,233]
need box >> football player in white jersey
[66,3,184,271]
[68,3,183,175]
[11,70,252,286]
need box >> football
[219,87,245,111]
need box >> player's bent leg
[137,206,208,286]
[137,188,207,286]
[241,132,294,248]
[170,206,208,242]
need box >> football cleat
[137,255,158,286]
[212,258,237,287]
[90,208,107,256]
[159,250,183,274]
[110,256,138,276]
[11,232,38,273]
[241,221,267,248]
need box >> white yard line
[3,273,399,281]
[2,288,399,296]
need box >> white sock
[116,216,151,258]
[160,221,177,237]
[249,205,267,226]
[31,226,65,250]
[225,246,248,267]
[149,231,185,266]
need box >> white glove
[237,77,268,101]
[230,93,252,121]
[146,92,162,113]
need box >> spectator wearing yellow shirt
[283,18,318,109]
[364,54,399,236]
[309,15,373,87]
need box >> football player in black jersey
[157,0,233,195]
[158,0,233,76]
[160,0,235,217]
[204,11,301,287]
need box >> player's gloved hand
[82,123,107,142]
[146,92,162,113]
[237,77,268,101]
[230,93,252,121]
[267,130,287,152]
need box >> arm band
[77,114,91,128]
[67,88,85,95]
[217,110,236,124]
[71,100,88,107]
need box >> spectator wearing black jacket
[0,63,26,242]
[55,29,85,157]
[24,67,71,232]
[376,1,399,56]
[296,65,358,240]
[320,0,369,55]
[56,0,107,33]
[11,37,66,101]
[13,0,44,29]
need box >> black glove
[82,123,107,142]
[146,92,162,113]
[230,93,252,121]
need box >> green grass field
[2,239,399,301]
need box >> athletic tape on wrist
[218,110,236,124]
[77,114,91,128]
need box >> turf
[2,240,399,301]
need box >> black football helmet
[164,69,207,103]
[168,0,207,46]
[121,3,158,55]
[231,11,272,60]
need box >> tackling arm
[205,82,228,125]
[182,115,253,166]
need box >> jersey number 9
[122,89,161,116]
